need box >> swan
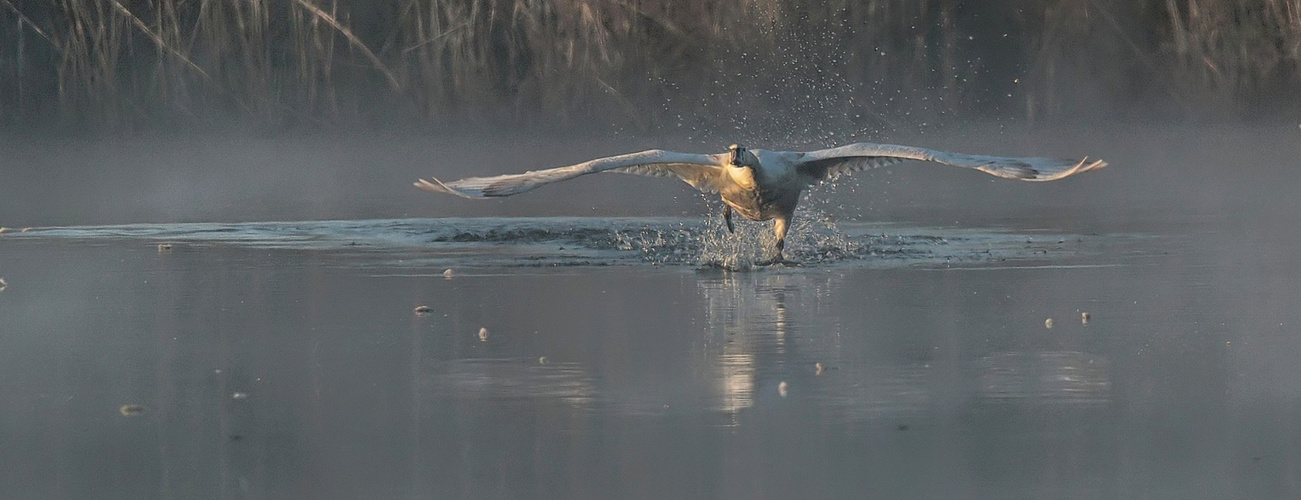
[415,143,1107,264]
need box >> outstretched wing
[415,150,727,198]
[796,143,1107,183]
[606,162,732,194]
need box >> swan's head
[727,144,758,169]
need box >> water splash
[690,203,865,270]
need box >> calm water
[2,126,1300,498]
[0,213,1297,499]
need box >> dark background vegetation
[2,0,1299,134]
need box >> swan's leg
[772,217,789,260]
[723,205,735,233]
[758,216,796,266]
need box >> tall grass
[1,0,1299,131]
[1162,0,1301,110]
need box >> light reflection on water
[1,216,1298,498]
[975,351,1110,404]
[420,266,1120,426]
[698,271,933,421]
[430,359,597,407]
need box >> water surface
[3,125,1300,498]
[2,212,1297,499]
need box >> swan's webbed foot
[756,233,797,266]
[757,256,800,267]
[723,205,734,234]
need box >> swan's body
[416,143,1107,263]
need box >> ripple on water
[10,216,1124,270]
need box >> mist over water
[4,1,1301,498]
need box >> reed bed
[1,0,1299,131]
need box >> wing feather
[607,163,730,193]
[415,150,726,198]
[797,143,1107,183]
[798,156,905,182]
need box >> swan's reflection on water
[700,270,1113,420]
[698,270,935,421]
[697,271,783,415]
[421,268,1111,425]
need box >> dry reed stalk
[1,0,60,50]
[6,0,1301,128]
[54,0,122,121]
[1145,0,1291,114]
[289,0,339,116]
[172,0,273,120]
[289,0,400,91]
[106,0,209,79]
[2,0,59,114]
[226,0,273,117]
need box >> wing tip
[1059,156,1109,178]
[1081,157,1109,172]
[1025,156,1109,181]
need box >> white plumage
[416,142,1107,264]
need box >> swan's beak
[728,144,742,166]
